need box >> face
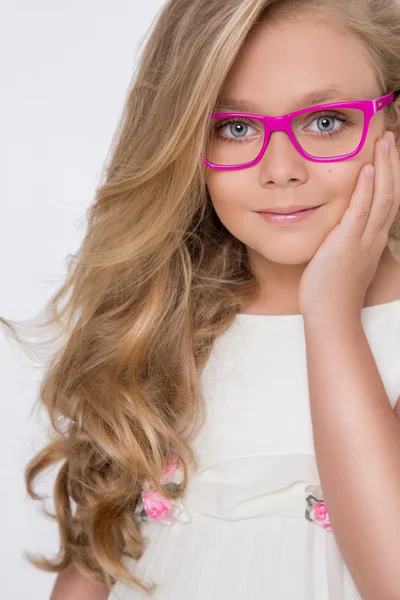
[205,16,400,287]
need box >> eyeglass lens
[204,106,365,166]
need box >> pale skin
[205,16,400,315]
[51,15,400,600]
[49,563,109,599]
[206,14,400,600]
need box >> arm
[303,313,400,600]
[50,564,110,600]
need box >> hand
[298,130,400,321]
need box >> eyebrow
[216,85,363,113]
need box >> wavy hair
[2,0,400,594]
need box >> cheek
[204,166,365,264]
[206,179,253,244]
[206,175,249,220]
[206,162,364,247]
[326,166,360,211]
[208,167,359,214]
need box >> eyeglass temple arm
[376,92,395,109]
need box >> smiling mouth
[257,205,322,215]
[256,205,322,224]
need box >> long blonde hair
[2,0,400,593]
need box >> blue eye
[214,118,259,143]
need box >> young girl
[3,0,400,598]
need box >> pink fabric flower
[161,455,179,480]
[305,484,333,533]
[313,501,333,532]
[135,454,192,526]
[142,489,173,520]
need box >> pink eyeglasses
[201,92,396,169]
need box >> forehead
[220,17,380,114]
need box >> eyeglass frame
[201,92,396,169]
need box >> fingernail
[387,131,396,146]
[381,139,389,154]
[365,165,374,180]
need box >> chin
[251,245,318,266]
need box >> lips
[257,205,322,225]
[258,205,322,215]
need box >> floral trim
[135,464,332,531]
[305,484,332,532]
[134,455,192,526]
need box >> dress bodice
[183,301,400,521]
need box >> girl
[3,0,400,598]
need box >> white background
[0,2,165,598]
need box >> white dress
[109,300,400,600]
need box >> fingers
[363,131,396,244]
[340,161,375,238]
[383,132,400,230]
[326,130,398,245]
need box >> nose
[263,128,298,156]
[258,130,308,186]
